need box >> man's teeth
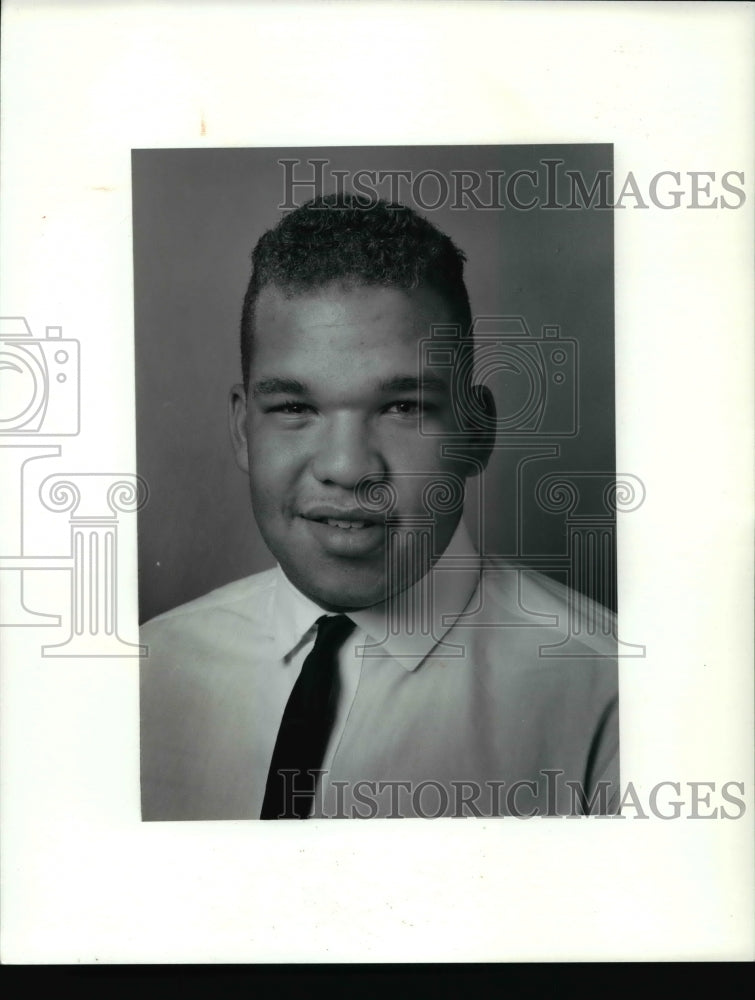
[326,519,368,529]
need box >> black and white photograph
[134,145,624,822]
[1,0,752,965]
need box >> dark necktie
[260,614,356,820]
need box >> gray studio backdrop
[133,145,615,624]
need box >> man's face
[230,282,484,611]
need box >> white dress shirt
[140,522,619,820]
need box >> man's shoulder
[141,568,278,645]
[475,560,618,658]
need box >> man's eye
[386,400,421,416]
[269,400,312,415]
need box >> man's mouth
[321,518,371,530]
[298,506,386,554]
[300,506,383,528]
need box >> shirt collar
[271,566,327,663]
[271,520,481,672]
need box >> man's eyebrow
[251,377,309,397]
[379,374,448,394]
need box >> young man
[140,195,619,821]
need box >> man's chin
[278,560,389,612]
[302,579,387,613]
[271,518,450,611]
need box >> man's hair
[240,193,472,389]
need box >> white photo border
[1,0,753,963]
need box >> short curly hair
[239,193,472,389]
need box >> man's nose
[310,416,385,488]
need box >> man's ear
[229,383,250,473]
[463,383,497,477]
